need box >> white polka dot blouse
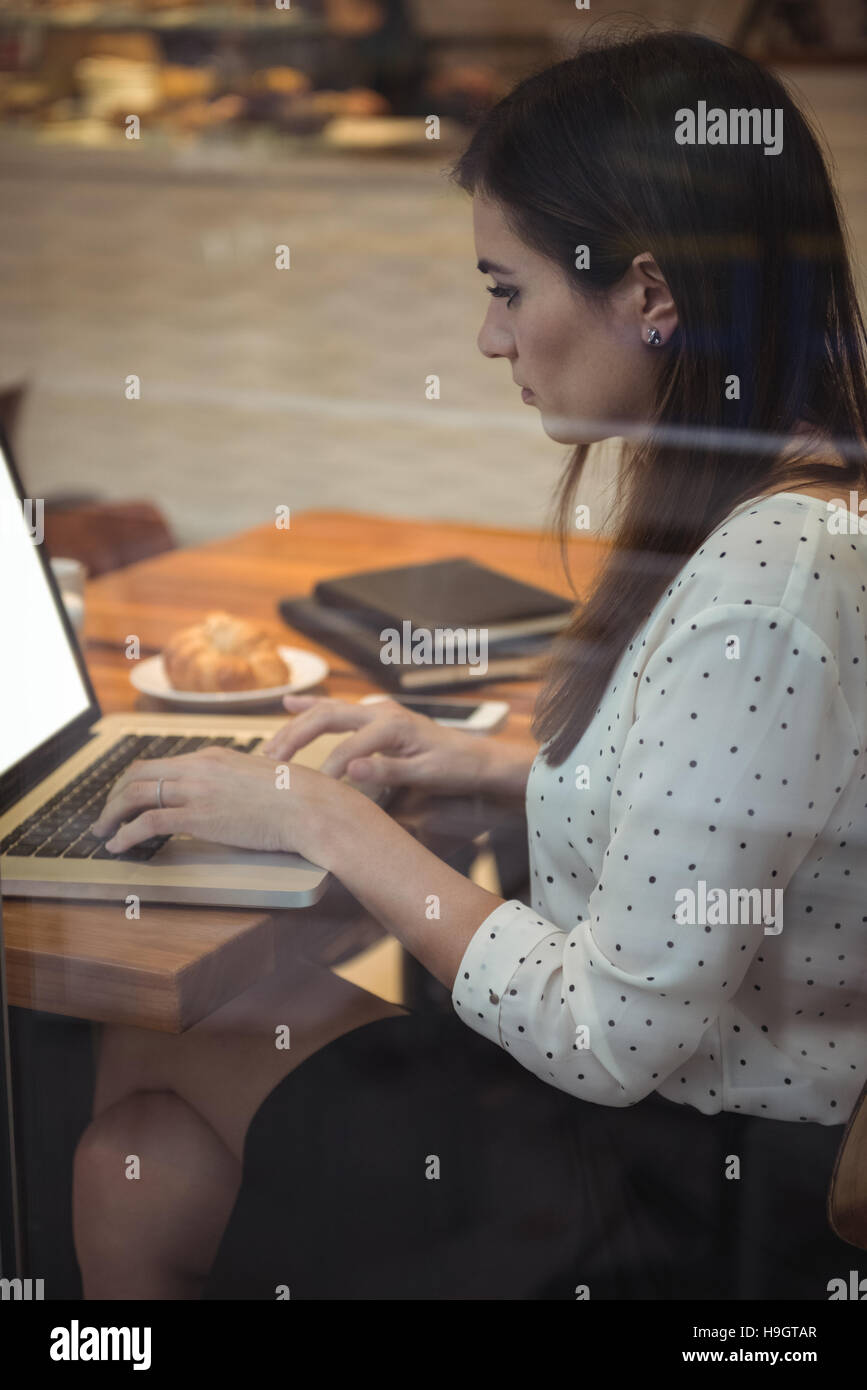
[452,492,867,1124]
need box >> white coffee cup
[50,556,87,634]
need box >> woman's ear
[632,252,679,347]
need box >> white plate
[129,646,329,711]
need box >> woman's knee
[75,1089,239,1210]
[73,1090,241,1296]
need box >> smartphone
[359,693,509,732]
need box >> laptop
[0,430,390,908]
[0,892,22,1285]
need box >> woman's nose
[477,303,515,360]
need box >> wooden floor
[0,66,865,547]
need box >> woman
[75,30,867,1300]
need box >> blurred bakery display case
[1,0,864,152]
[0,0,525,151]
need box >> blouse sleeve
[451,603,861,1105]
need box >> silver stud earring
[647,328,662,347]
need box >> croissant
[163,612,290,692]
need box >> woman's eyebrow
[477,259,516,275]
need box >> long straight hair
[452,30,867,766]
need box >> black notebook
[278,557,575,692]
[279,596,557,691]
[312,556,572,642]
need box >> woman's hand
[89,745,349,859]
[262,694,494,797]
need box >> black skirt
[203,1010,851,1300]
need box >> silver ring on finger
[155,777,164,810]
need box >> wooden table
[3,510,607,1032]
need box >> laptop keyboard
[0,732,263,864]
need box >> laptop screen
[0,440,93,779]
[0,892,22,1278]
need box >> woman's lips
[521,387,534,403]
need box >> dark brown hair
[452,29,867,766]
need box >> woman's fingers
[99,749,225,812]
[90,779,162,838]
[93,747,224,831]
[261,697,376,759]
[342,753,412,785]
[91,776,202,840]
[103,807,190,853]
[317,716,413,779]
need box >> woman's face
[472,195,675,445]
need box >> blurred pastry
[306,87,390,117]
[75,56,162,119]
[163,612,290,692]
[160,66,216,103]
[248,68,311,97]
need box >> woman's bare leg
[92,955,404,1160]
[74,951,405,1298]
[74,1091,241,1300]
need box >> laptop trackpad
[154,835,317,872]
